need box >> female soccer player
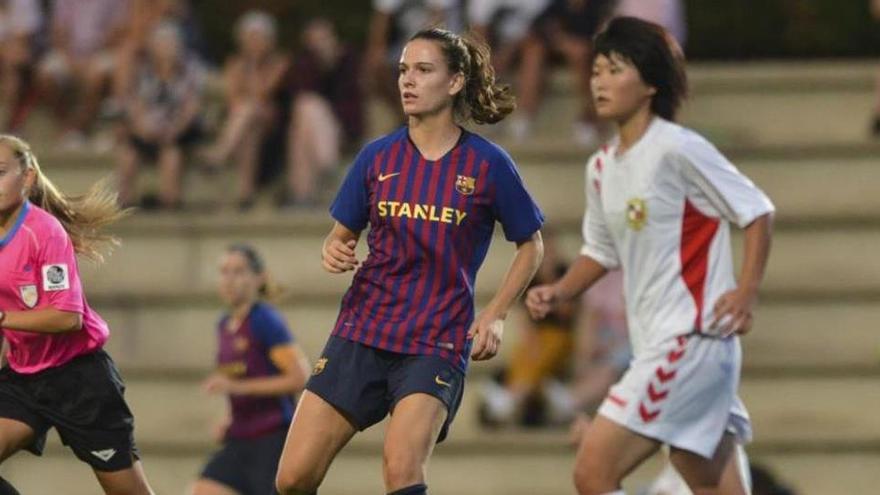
[192,244,310,495]
[526,17,774,495]
[0,135,154,494]
[275,28,545,495]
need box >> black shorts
[200,429,287,495]
[306,336,465,442]
[0,350,139,472]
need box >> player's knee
[382,451,423,488]
[275,466,320,495]
[573,455,616,495]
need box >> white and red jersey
[581,117,774,356]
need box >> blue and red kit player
[275,28,545,495]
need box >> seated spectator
[0,0,44,133]
[467,0,550,75]
[36,0,130,149]
[112,0,204,116]
[364,0,463,125]
[116,22,205,210]
[201,10,289,210]
[510,0,615,146]
[615,0,687,47]
[478,232,580,427]
[281,17,363,210]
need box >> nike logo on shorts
[378,172,401,182]
[435,375,452,388]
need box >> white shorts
[597,333,752,459]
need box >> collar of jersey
[0,201,30,248]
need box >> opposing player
[275,28,545,495]
[526,17,774,495]
[0,135,154,494]
[191,244,310,495]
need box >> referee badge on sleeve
[19,285,38,308]
[42,264,70,291]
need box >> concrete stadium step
[76,224,880,298]
[44,148,880,225]
[32,375,875,454]
[96,299,880,374]
[7,449,875,495]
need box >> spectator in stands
[871,0,880,136]
[201,10,289,211]
[0,0,44,133]
[112,0,203,117]
[479,230,579,427]
[364,0,463,124]
[615,0,687,47]
[36,0,130,150]
[116,22,205,210]
[467,0,550,75]
[281,17,363,210]
[510,0,615,146]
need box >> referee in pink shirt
[0,135,153,494]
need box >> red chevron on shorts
[639,403,660,422]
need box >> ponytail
[410,28,516,125]
[0,135,129,263]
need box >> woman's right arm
[321,222,361,274]
[525,255,607,319]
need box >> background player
[526,17,774,495]
[275,28,545,495]
[191,243,310,495]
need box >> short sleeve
[37,234,84,314]
[675,134,775,228]
[490,151,544,242]
[579,157,620,269]
[329,145,375,232]
[252,305,294,350]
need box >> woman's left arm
[711,212,774,335]
[470,231,544,361]
[0,309,82,334]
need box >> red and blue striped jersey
[329,127,544,371]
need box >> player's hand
[322,238,359,273]
[525,284,559,320]
[211,415,231,443]
[202,373,238,395]
[568,413,592,447]
[710,288,757,337]
[468,313,504,361]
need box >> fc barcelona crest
[455,175,476,195]
[19,284,38,308]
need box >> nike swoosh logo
[435,375,452,388]
[378,172,401,182]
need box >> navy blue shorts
[306,336,465,442]
[200,429,287,495]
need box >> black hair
[409,28,515,125]
[592,16,688,121]
[227,243,279,299]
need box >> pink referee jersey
[0,202,109,374]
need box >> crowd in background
[0,0,694,212]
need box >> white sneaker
[481,379,516,423]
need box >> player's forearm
[484,232,544,319]
[554,255,608,302]
[0,309,83,334]
[737,212,774,294]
